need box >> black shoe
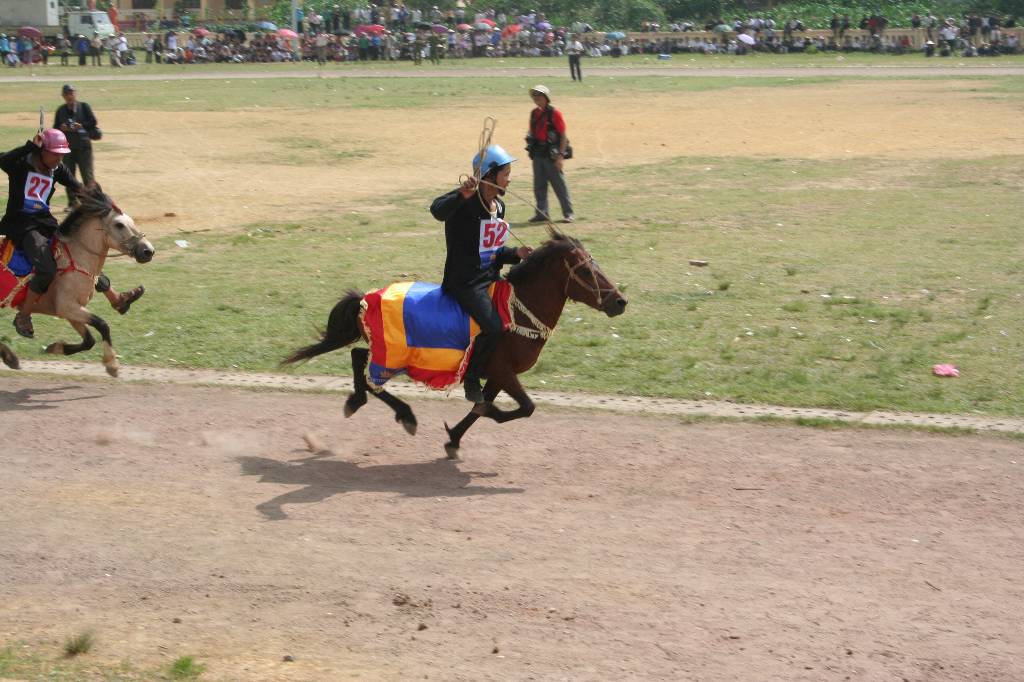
[527,215,547,223]
[13,314,34,339]
[463,377,484,404]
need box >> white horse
[1,186,154,376]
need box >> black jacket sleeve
[430,189,466,221]
[54,164,82,192]
[0,141,36,174]
[79,102,97,130]
[496,246,521,266]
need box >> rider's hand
[459,176,479,199]
[516,245,533,260]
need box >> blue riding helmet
[473,144,516,178]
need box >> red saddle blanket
[361,280,513,390]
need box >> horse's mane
[58,184,114,237]
[507,229,583,285]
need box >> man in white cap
[525,85,574,223]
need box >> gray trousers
[531,155,573,219]
[65,144,95,204]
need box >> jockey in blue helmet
[429,144,532,403]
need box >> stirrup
[13,314,34,339]
[115,285,145,315]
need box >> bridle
[564,248,616,308]
[67,207,147,260]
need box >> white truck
[0,0,116,39]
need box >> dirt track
[3,376,1022,680]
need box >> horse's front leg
[444,382,502,460]
[474,374,536,424]
[54,301,117,377]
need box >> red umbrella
[478,18,496,27]
[456,23,473,31]
[193,27,211,37]
[502,24,522,37]
[355,24,386,35]
[277,28,299,39]
[18,26,43,39]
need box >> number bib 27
[478,218,509,267]
[22,172,53,215]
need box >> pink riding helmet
[41,128,71,154]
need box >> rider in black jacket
[430,144,532,403]
[0,130,81,338]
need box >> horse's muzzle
[602,295,628,317]
[135,243,155,263]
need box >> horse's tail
[281,290,365,366]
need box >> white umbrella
[738,33,755,45]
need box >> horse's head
[64,185,155,263]
[550,230,627,317]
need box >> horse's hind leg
[345,347,416,435]
[344,347,370,417]
[45,320,95,357]
[0,342,19,370]
[371,388,418,435]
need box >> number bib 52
[478,218,509,267]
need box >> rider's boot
[111,285,145,315]
[13,290,42,339]
[463,375,484,404]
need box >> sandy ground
[2,77,1022,238]
[2,376,1022,680]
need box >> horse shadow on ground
[238,450,524,521]
[0,385,101,413]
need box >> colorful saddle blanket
[0,238,36,309]
[361,280,513,390]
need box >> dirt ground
[3,78,1021,238]
[2,376,1022,680]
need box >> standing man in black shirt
[53,83,98,211]
[430,144,532,403]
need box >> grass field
[0,69,1022,417]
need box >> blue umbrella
[606,30,626,40]
[257,21,277,30]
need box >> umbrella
[536,21,552,30]
[193,27,211,37]
[355,24,386,35]
[432,24,447,33]
[277,28,298,39]
[256,21,277,31]
[478,18,496,26]
[605,30,626,40]
[714,23,732,33]
[413,21,432,29]
[501,24,522,37]
[456,23,473,31]
[18,26,43,39]
[474,22,492,31]
[737,33,755,45]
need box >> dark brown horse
[282,229,627,458]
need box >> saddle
[361,280,513,390]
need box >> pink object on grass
[932,364,960,377]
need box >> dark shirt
[53,101,97,150]
[430,189,520,290]
[0,141,81,240]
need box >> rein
[564,249,615,308]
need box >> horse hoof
[343,403,356,418]
[444,443,460,460]
[0,349,19,370]
[400,418,417,436]
[343,394,365,418]
[105,365,119,378]
[44,342,64,355]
